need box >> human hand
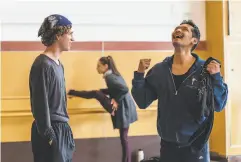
[137,59,151,73]
[206,60,221,74]
[111,99,118,111]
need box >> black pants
[31,121,75,162]
[69,90,114,114]
[160,139,210,162]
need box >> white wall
[0,1,206,41]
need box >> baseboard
[210,151,228,162]
[1,135,160,162]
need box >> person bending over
[68,56,138,162]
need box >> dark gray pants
[31,121,75,162]
[160,139,210,162]
[68,90,114,114]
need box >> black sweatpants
[160,139,210,162]
[31,121,75,162]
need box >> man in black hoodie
[132,20,228,162]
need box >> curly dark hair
[39,25,72,46]
[180,20,200,51]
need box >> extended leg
[68,90,115,114]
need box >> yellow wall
[206,1,227,156]
[1,2,229,156]
[1,50,208,142]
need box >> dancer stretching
[68,56,138,162]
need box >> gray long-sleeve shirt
[29,54,69,141]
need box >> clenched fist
[206,60,221,75]
[137,59,151,73]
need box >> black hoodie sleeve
[131,68,158,109]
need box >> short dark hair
[99,56,121,76]
[180,20,200,51]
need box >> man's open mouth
[174,33,184,39]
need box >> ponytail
[99,56,121,76]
